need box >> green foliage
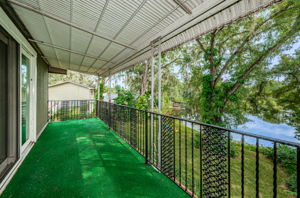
[262,145,297,174]
[199,72,238,125]
[114,87,150,110]
[260,145,297,193]
[245,51,300,139]
[186,0,300,126]
[113,1,299,158]
[49,70,97,87]
[286,174,297,192]
[135,92,150,110]
[114,89,135,107]
[95,77,105,101]
[229,141,239,158]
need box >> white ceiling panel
[10,0,279,76]
[70,28,92,53]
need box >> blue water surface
[235,115,300,146]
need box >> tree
[95,77,105,101]
[49,70,97,87]
[246,51,300,139]
[190,0,300,125]
[124,52,185,112]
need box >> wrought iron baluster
[185,120,187,190]
[241,135,245,198]
[192,122,194,196]
[256,138,259,198]
[228,131,231,198]
[179,120,182,184]
[297,148,300,198]
[145,111,148,164]
[273,142,277,198]
[199,124,203,198]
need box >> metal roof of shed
[49,81,95,89]
[9,0,279,77]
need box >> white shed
[48,81,95,100]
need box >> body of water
[177,112,299,146]
[235,115,300,146]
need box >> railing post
[109,102,112,127]
[145,111,148,164]
[96,100,99,118]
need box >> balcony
[1,118,188,198]
[1,100,299,198]
[0,0,299,197]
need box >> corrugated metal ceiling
[9,0,279,76]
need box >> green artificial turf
[1,118,188,198]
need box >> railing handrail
[101,100,300,148]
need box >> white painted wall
[48,83,95,100]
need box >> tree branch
[214,4,292,85]
[161,58,180,69]
[225,13,300,103]
[195,39,209,57]
[209,30,217,88]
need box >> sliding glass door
[0,26,18,182]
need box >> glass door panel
[21,54,30,145]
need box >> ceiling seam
[78,0,110,72]
[87,0,148,73]
[36,0,63,69]
[101,0,232,75]
[95,0,185,74]
[68,0,73,69]
[28,39,115,63]
[9,0,136,50]
[102,0,279,76]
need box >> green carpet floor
[1,118,189,198]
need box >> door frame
[0,7,38,192]
[19,47,37,154]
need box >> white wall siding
[48,83,95,100]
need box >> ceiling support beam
[173,0,192,15]
[9,0,137,50]
[28,39,115,64]
[48,66,67,74]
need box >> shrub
[230,141,239,158]
[261,144,297,193]
[135,93,150,110]
[114,90,135,107]
[286,173,297,192]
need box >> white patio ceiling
[10,0,279,77]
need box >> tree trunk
[140,59,150,95]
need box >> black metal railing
[47,100,300,197]
[48,100,96,122]
[96,101,300,198]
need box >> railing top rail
[100,100,300,148]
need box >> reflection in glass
[21,54,30,145]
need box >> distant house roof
[49,81,95,90]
